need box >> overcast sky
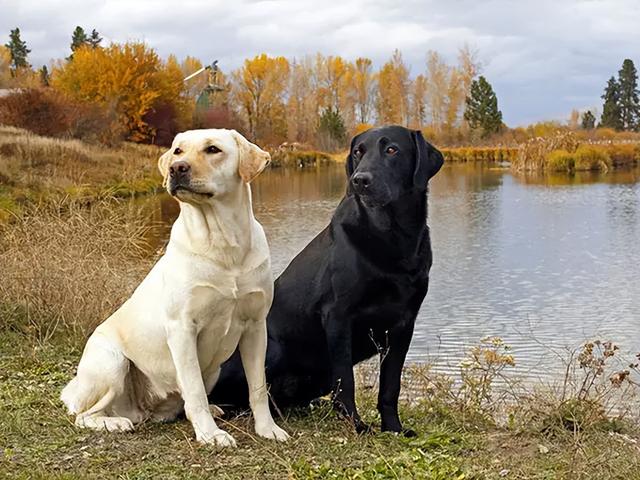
[2,0,639,125]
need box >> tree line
[0,26,506,148]
[4,26,636,150]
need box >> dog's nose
[351,172,373,192]
[169,161,191,178]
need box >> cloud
[1,0,639,125]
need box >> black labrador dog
[212,125,443,435]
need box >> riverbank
[3,127,640,223]
[0,126,164,221]
[2,197,640,479]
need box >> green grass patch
[2,332,640,479]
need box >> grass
[441,147,519,164]
[0,125,164,220]
[2,327,640,479]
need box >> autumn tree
[618,59,639,131]
[600,76,622,130]
[424,51,449,131]
[464,76,502,138]
[287,57,319,143]
[409,74,428,128]
[231,53,290,144]
[376,50,410,125]
[568,109,580,129]
[0,46,12,87]
[5,28,30,74]
[53,42,187,142]
[581,110,595,129]
[350,57,376,125]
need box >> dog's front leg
[324,315,371,433]
[166,320,236,447]
[378,323,416,437]
[239,319,289,441]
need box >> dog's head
[345,126,444,207]
[158,129,270,204]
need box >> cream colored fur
[61,129,288,447]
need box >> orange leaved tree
[232,53,290,145]
[52,42,185,143]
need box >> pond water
[145,163,640,379]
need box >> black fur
[211,125,443,434]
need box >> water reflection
[140,164,640,379]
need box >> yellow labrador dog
[61,129,288,447]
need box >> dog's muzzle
[169,161,192,196]
[351,172,373,196]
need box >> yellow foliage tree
[287,56,319,144]
[232,53,290,144]
[52,42,186,142]
[351,57,376,125]
[376,50,410,126]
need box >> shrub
[574,145,611,171]
[546,149,575,172]
[441,147,518,163]
[512,131,579,172]
[606,143,640,167]
[0,88,121,144]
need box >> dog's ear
[232,130,270,183]
[158,150,172,188]
[412,130,444,188]
[345,132,361,178]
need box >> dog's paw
[197,429,237,448]
[255,422,290,442]
[354,420,374,435]
[76,415,134,432]
[402,428,417,437]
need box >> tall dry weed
[0,198,156,344]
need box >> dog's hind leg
[61,332,136,432]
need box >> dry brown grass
[0,197,156,344]
[511,131,640,173]
[0,125,164,220]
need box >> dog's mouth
[170,186,214,199]
[354,190,391,208]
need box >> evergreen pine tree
[581,110,595,130]
[317,108,346,150]
[600,76,623,130]
[4,28,31,74]
[69,27,101,60]
[70,26,88,51]
[88,29,102,48]
[463,76,503,138]
[68,26,87,60]
[617,59,640,131]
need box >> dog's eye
[353,146,363,157]
[173,147,182,155]
[386,146,398,155]
[205,145,222,154]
